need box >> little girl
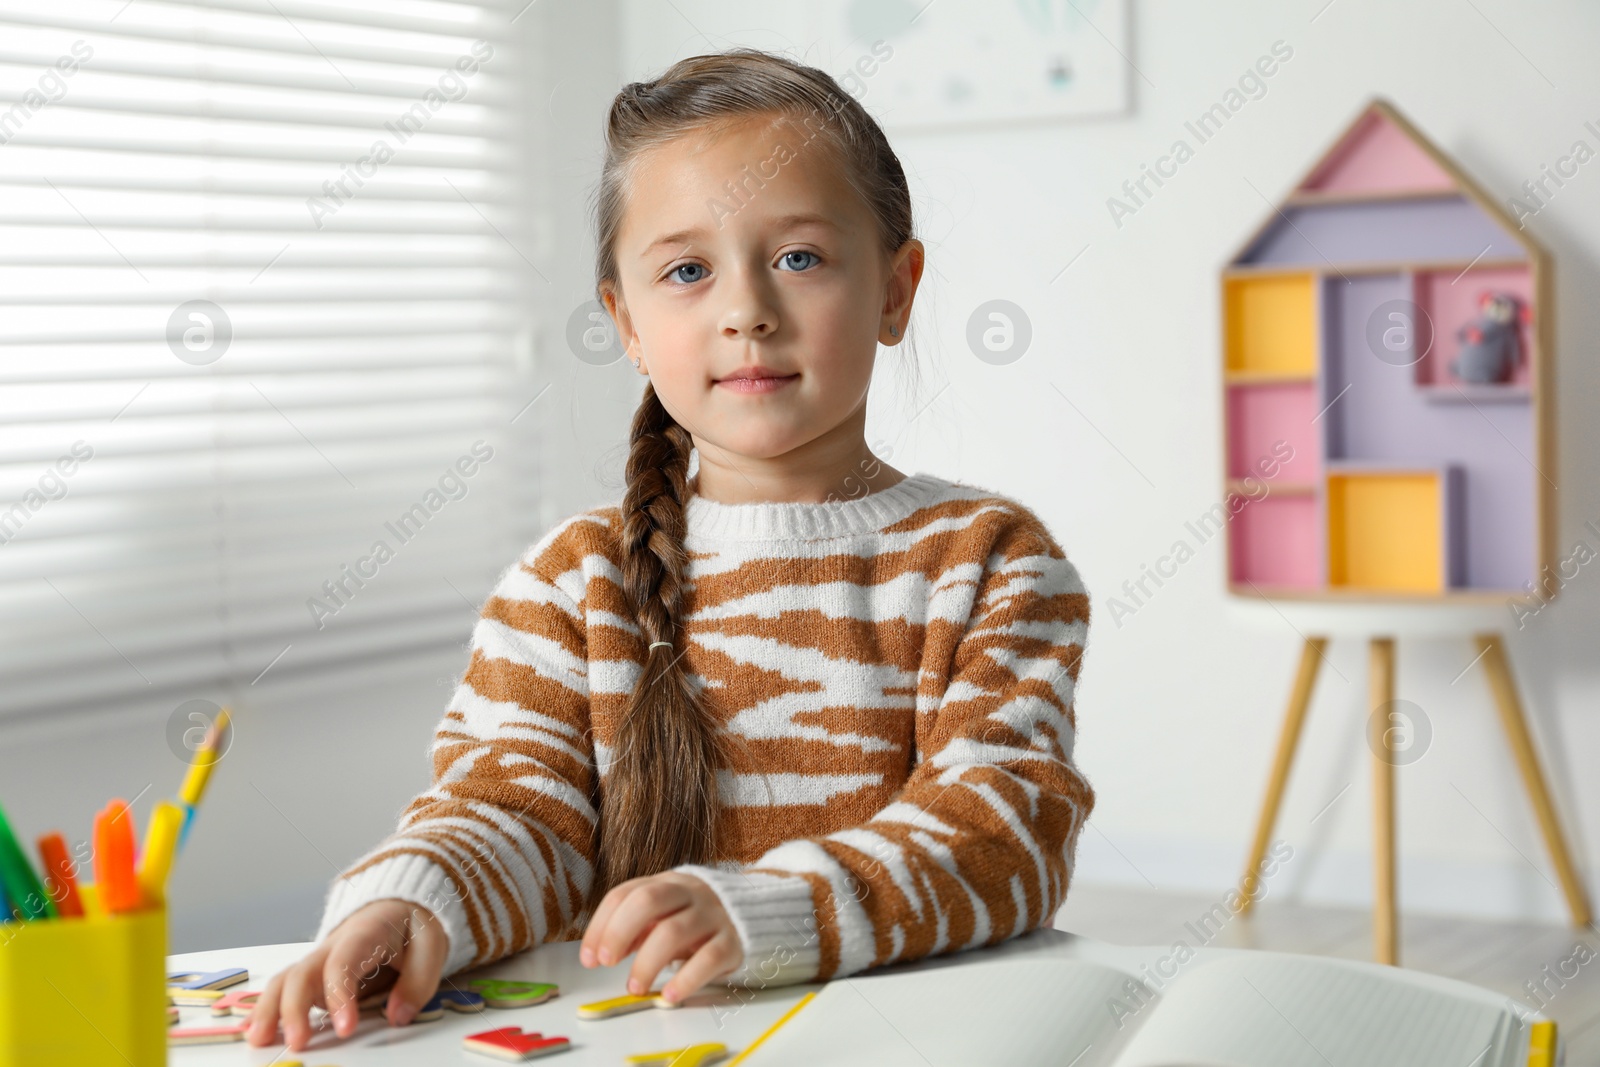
[250,47,1094,1051]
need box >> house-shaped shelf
[1221,99,1554,601]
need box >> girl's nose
[718,271,778,339]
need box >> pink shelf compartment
[1298,109,1457,196]
[1225,381,1323,484]
[1412,265,1533,391]
[1228,493,1322,590]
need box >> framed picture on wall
[809,0,1132,130]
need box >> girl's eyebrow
[639,212,839,258]
[764,212,839,233]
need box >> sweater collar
[684,471,944,541]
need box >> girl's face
[603,111,922,469]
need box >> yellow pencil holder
[0,886,168,1067]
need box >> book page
[1109,952,1516,1067]
[748,956,1154,1067]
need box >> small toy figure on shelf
[1451,292,1526,384]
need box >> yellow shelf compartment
[1324,465,1462,594]
[1223,272,1318,377]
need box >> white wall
[613,0,1600,925]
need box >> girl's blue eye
[670,263,706,284]
[778,250,819,272]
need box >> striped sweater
[315,471,1094,986]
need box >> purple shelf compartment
[1318,272,1538,591]
[1237,196,1527,268]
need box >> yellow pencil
[179,707,230,807]
[725,991,815,1066]
[177,707,229,850]
[138,801,185,906]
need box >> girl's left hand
[578,871,743,1004]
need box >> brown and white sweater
[315,471,1095,986]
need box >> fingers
[388,906,449,1027]
[321,923,394,1039]
[246,900,430,1051]
[580,878,644,966]
[660,927,742,1004]
[597,880,692,974]
[249,945,332,1050]
[278,951,324,1051]
[245,967,287,1047]
[581,873,743,1008]
[626,908,718,998]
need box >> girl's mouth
[715,374,798,394]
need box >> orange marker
[93,800,141,914]
[35,833,83,918]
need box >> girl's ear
[601,287,645,369]
[879,239,925,345]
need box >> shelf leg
[1370,636,1398,966]
[1474,632,1593,928]
[1239,636,1327,914]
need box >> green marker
[0,801,56,920]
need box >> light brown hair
[590,48,915,896]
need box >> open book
[746,929,1556,1067]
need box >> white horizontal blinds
[0,0,543,723]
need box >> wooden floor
[1056,883,1600,1064]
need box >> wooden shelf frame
[1218,97,1556,603]
[1284,186,1466,208]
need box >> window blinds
[0,0,544,726]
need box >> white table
[166,937,824,1065]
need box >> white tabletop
[166,938,823,1065]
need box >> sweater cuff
[672,864,821,987]
[316,852,479,978]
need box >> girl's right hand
[246,898,449,1051]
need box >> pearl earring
[633,357,641,369]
